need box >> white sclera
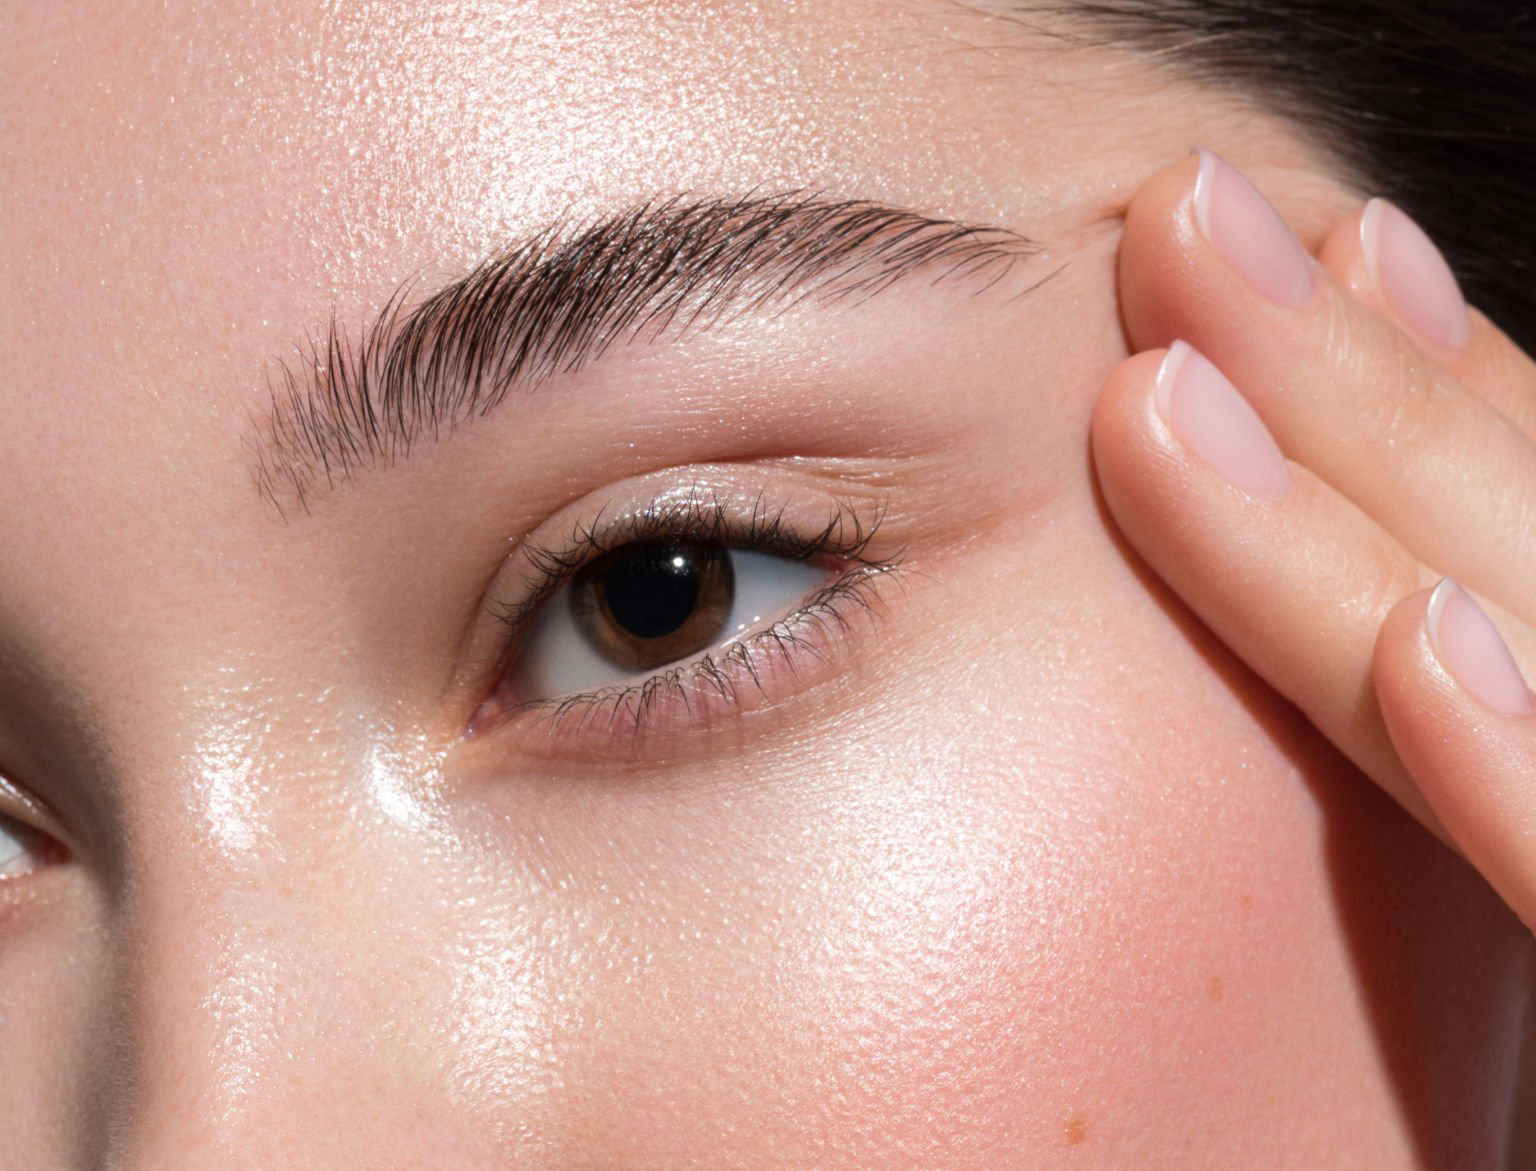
[0,815,34,877]
[517,549,828,699]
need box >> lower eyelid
[475,563,896,758]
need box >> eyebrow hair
[249,192,1036,513]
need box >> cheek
[470,490,1529,1166]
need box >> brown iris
[570,541,735,671]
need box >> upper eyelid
[0,770,62,838]
[492,489,886,636]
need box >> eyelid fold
[0,770,59,834]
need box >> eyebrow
[249,192,1036,513]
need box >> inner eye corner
[0,812,69,882]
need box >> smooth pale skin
[1,2,1531,1167]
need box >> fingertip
[1321,199,1479,356]
[1089,347,1179,513]
[1373,584,1441,704]
[1117,148,1335,354]
[1117,152,1206,346]
[1371,585,1462,849]
[1091,347,1171,444]
[1375,582,1536,921]
[1316,204,1373,298]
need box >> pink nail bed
[1361,199,1472,349]
[1193,148,1314,309]
[1154,341,1292,500]
[1426,578,1534,715]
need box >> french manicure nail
[1154,341,1292,500]
[1193,148,1315,309]
[1426,578,1534,715]
[1361,198,1472,349]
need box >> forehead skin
[1,1,1530,1167]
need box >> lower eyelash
[505,562,897,749]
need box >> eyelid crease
[0,770,55,829]
[251,192,1035,514]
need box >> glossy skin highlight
[0,2,1530,1167]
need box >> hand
[1091,149,1536,930]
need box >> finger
[1317,201,1536,440]
[1376,580,1536,928]
[1091,343,1469,843]
[1116,150,1536,616]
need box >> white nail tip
[1424,576,1457,663]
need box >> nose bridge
[110,799,349,1164]
[72,647,574,1168]
[93,719,434,1167]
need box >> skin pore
[2,2,1531,1167]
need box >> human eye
[0,778,68,887]
[466,479,901,756]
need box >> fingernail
[1426,578,1534,715]
[1154,341,1292,500]
[1193,148,1314,309]
[1361,199,1472,349]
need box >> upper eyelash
[490,487,889,637]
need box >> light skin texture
[1,2,1533,1168]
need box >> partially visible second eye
[515,540,827,700]
[0,813,55,881]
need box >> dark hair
[1043,1,1536,351]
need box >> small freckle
[1063,1112,1088,1146]
[1239,893,1254,912]
[1207,976,1224,1003]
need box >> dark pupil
[601,543,703,639]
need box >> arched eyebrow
[249,192,1036,514]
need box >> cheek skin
[401,493,1526,1166]
[602,506,1518,1166]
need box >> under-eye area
[467,482,903,756]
